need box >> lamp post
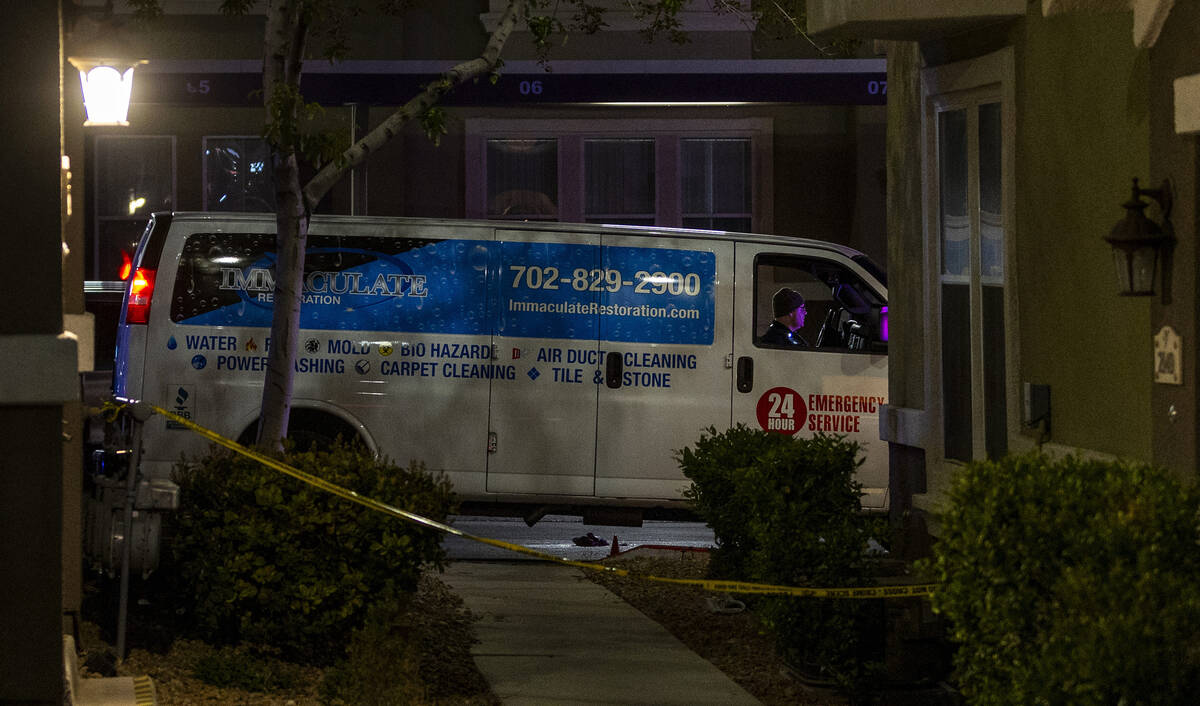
[1105,177,1174,296]
[67,57,146,126]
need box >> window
[467,119,770,231]
[203,136,275,212]
[924,48,1014,463]
[584,138,655,225]
[486,139,558,220]
[754,254,887,353]
[92,135,175,281]
[682,138,751,232]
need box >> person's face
[786,304,806,331]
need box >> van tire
[237,409,361,452]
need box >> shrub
[740,434,882,691]
[677,424,792,578]
[165,441,455,663]
[679,427,882,690]
[921,452,1200,705]
[318,589,425,705]
[320,574,496,705]
[191,644,305,692]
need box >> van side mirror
[865,305,888,352]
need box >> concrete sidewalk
[441,561,761,706]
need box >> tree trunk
[256,0,309,450]
[256,149,307,449]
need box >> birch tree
[251,0,529,449]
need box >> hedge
[165,441,455,663]
[679,425,884,690]
[921,452,1200,705]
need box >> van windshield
[851,254,886,288]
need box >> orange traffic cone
[609,535,620,557]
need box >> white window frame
[921,47,1019,464]
[466,118,773,232]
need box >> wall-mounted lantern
[1105,177,1174,296]
[67,57,147,126]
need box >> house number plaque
[1154,325,1183,385]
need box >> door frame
[921,47,1020,465]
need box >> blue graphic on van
[217,247,427,309]
[170,234,715,345]
[174,236,489,334]
[497,241,715,345]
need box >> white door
[594,235,734,499]
[930,95,1009,462]
[731,244,890,508]
[486,230,601,496]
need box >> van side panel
[731,242,890,509]
[145,224,497,486]
[594,233,734,499]
[486,231,602,496]
[122,214,889,512]
[131,217,277,479]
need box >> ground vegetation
[921,452,1200,705]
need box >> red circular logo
[756,387,806,435]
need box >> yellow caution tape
[105,400,936,599]
[133,674,155,706]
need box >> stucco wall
[1149,0,1200,480]
[1015,9,1152,460]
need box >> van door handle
[605,351,622,389]
[736,356,753,393]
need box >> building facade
[808,0,1200,544]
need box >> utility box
[84,475,179,578]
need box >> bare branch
[769,1,836,57]
[302,0,522,208]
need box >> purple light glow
[880,306,888,342]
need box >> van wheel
[237,410,361,452]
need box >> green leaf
[166,441,454,663]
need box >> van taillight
[126,267,156,324]
[119,250,133,281]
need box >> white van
[114,212,889,522]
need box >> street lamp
[67,57,146,126]
[1104,177,1174,296]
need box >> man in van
[762,287,809,347]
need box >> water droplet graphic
[167,336,177,350]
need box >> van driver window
[754,255,887,354]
